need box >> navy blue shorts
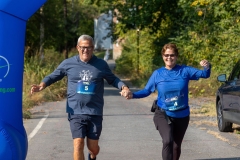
[68,114,103,140]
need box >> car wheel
[217,100,232,132]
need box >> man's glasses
[163,54,176,58]
[78,45,93,51]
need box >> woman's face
[162,48,178,69]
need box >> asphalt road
[24,60,240,160]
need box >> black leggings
[153,109,189,160]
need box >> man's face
[77,40,94,62]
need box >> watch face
[0,55,10,82]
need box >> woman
[123,43,211,160]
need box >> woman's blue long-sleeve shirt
[132,64,211,118]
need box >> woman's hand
[200,59,210,69]
[120,89,133,99]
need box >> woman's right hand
[120,90,133,99]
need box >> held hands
[200,59,210,69]
[120,88,133,99]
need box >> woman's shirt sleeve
[132,70,158,98]
[187,65,211,80]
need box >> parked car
[216,60,240,132]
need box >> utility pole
[63,0,68,59]
[136,2,140,74]
[137,28,140,74]
[39,6,44,60]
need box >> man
[31,35,130,160]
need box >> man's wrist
[40,82,47,90]
[121,85,129,90]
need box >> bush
[23,49,67,118]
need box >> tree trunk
[63,0,68,59]
[40,6,44,60]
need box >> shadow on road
[196,158,240,160]
[103,113,153,116]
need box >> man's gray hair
[77,35,94,46]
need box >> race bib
[76,80,96,94]
[165,94,186,111]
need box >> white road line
[28,110,49,142]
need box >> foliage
[167,0,240,95]
[174,0,240,71]
[110,0,179,35]
[115,28,165,87]
[23,49,67,118]
[26,0,99,57]
[114,0,240,96]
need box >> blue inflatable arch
[0,0,47,159]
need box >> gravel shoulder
[189,96,240,150]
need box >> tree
[25,0,99,58]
